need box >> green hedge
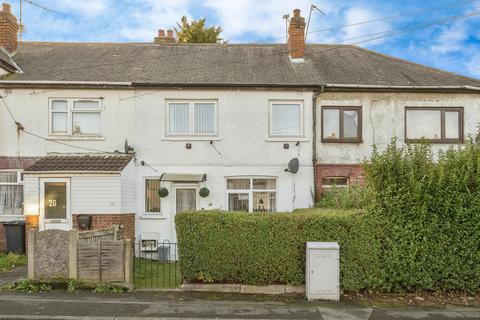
[364,139,480,292]
[176,209,381,291]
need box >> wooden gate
[77,240,125,283]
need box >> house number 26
[48,200,57,207]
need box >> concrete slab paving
[0,291,477,319]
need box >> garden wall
[27,228,133,287]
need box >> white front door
[172,185,198,243]
[40,178,71,231]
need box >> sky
[8,0,480,78]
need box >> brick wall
[72,214,135,240]
[315,164,365,200]
[0,224,5,251]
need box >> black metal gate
[134,240,181,289]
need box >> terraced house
[0,4,479,249]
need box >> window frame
[49,98,102,137]
[165,99,218,137]
[321,106,362,143]
[321,176,349,189]
[404,107,464,144]
[0,170,24,216]
[144,177,162,214]
[225,176,278,213]
[268,100,305,138]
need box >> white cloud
[52,0,110,18]
[430,22,468,54]
[203,0,313,42]
[118,0,192,41]
[339,6,391,45]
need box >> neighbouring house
[0,4,479,249]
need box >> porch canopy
[159,173,206,182]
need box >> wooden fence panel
[77,242,101,283]
[100,240,125,283]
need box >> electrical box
[306,242,340,301]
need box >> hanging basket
[158,187,169,198]
[199,187,210,198]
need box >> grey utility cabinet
[306,242,340,301]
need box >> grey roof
[0,156,40,170]
[0,48,19,73]
[3,42,480,87]
[24,154,133,172]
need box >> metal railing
[134,240,181,289]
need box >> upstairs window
[0,171,23,216]
[405,107,463,143]
[167,100,217,136]
[50,99,101,136]
[270,102,303,137]
[322,106,362,143]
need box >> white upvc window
[0,171,23,216]
[226,177,277,213]
[145,178,161,213]
[167,100,218,136]
[49,99,102,136]
[269,101,304,137]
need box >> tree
[174,16,223,43]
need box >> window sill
[321,140,363,144]
[162,136,222,141]
[265,137,309,142]
[48,136,105,141]
[140,214,166,220]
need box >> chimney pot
[288,8,306,61]
[2,3,11,13]
[154,28,177,44]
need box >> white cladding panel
[306,242,340,301]
[71,175,122,214]
[121,160,137,213]
[23,175,39,216]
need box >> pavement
[0,290,478,320]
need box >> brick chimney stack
[154,29,177,44]
[288,9,306,61]
[0,3,19,54]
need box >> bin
[2,221,26,254]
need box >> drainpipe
[312,85,325,203]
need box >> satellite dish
[286,158,300,174]
[124,139,135,154]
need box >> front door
[172,187,197,242]
[40,178,71,231]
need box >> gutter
[323,84,480,92]
[0,81,478,92]
[23,171,121,175]
[0,80,133,89]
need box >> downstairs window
[226,178,277,212]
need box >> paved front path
[0,290,478,319]
[0,266,26,287]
